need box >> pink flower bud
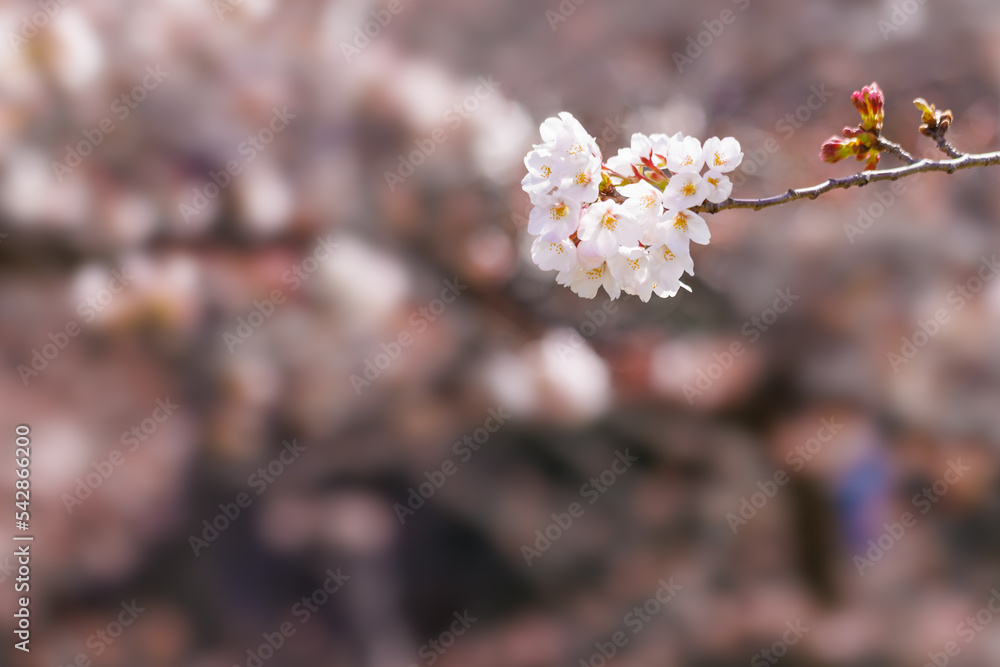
[820,137,855,164]
[851,82,884,133]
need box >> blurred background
[4,0,1000,666]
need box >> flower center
[707,177,720,187]
[642,194,657,210]
[663,247,676,261]
[602,214,617,231]
[681,182,697,197]
[714,152,726,166]
[587,265,605,280]
[567,143,584,155]
[627,258,641,270]
[682,156,694,166]
[550,203,568,220]
[574,171,591,186]
[550,242,564,254]
[540,165,552,177]
[673,214,687,232]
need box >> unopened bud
[913,97,953,137]
[820,137,855,164]
[852,82,885,133]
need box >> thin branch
[928,128,964,159]
[692,150,1000,214]
[876,137,919,165]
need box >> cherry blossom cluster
[522,112,742,301]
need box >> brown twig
[928,128,963,159]
[692,149,1000,214]
[876,137,919,165]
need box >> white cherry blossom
[608,246,654,302]
[521,148,565,197]
[530,234,578,273]
[703,170,733,203]
[653,280,692,299]
[663,208,711,245]
[648,241,694,293]
[702,137,743,173]
[556,152,602,204]
[577,200,642,258]
[540,112,601,163]
[527,194,581,237]
[522,113,603,203]
[646,209,710,247]
[619,181,665,225]
[666,136,704,173]
[649,132,683,163]
[606,132,653,176]
[557,261,621,300]
[664,172,709,209]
